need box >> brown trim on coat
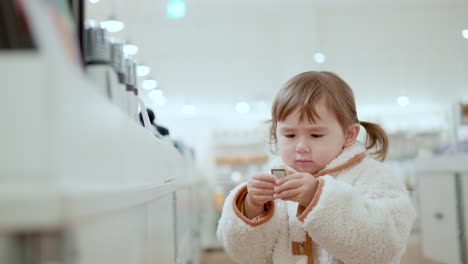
[295,152,366,222]
[292,233,314,264]
[313,152,366,178]
[232,185,275,227]
[297,177,325,222]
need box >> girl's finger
[249,188,275,196]
[275,173,304,185]
[274,179,302,193]
[273,189,299,200]
[277,195,298,203]
[253,173,278,183]
[252,180,276,189]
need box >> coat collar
[271,142,367,177]
[314,142,366,177]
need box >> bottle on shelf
[109,39,131,114]
[124,56,139,121]
[83,21,119,102]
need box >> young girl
[217,71,416,264]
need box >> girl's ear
[343,123,360,147]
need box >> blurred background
[1,0,468,263]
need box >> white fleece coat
[216,142,416,264]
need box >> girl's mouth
[295,160,312,164]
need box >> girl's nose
[296,140,310,154]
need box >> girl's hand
[273,173,319,206]
[244,173,277,219]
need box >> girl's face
[276,99,358,174]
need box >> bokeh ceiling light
[167,0,186,19]
[88,0,100,3]
[235,102,250,114]
[101,18,124,33]
[137,65,151,77]
[397,96,410,107]
[463,29,468,39]
[314,52,326,64]
[123,44,138,55]
[182,104,196,115]
[142,79,158,90]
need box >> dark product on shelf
[110,41,126,83]
[84,24,110,65]
[0,0,36,49]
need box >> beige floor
[201,250,237,264]
[201,244,440,264]
[400,244,440,264]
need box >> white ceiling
[86,0,468,125]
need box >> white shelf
[0,52,187,231]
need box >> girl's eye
[285,134,295,138]
[311,134,323,138]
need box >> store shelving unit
[0,1,202,263]
[414,102,468,264]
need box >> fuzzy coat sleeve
[301,158,416,264]
[216,182,282,264]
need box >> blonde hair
[269,71,388,161]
